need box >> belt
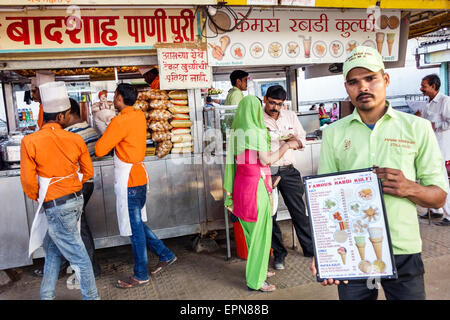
[270,164,293,174]
[43,191,82,209]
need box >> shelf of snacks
[133,89,193,159]
[15,66,139,77]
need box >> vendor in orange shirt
[95,83,176,289]
[138,66,160,89]
[20,81,98,300]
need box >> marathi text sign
[207,8,401,66]
[0,8,198,53]
[158,47,212,90]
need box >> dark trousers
[338,253,426,300]
[60,182,101,277]
[80,182,101,277]
[271,166,314,260]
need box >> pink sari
[232,150,272,222]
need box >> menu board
[303,168,397,282]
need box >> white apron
[28,172,83,257]
[113,153,149,236]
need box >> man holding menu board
[311,46,448,300]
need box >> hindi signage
[303,168,397,281]
[157,47,212,90]
[206,8,401,66]
[0,8,199,53]
[1,0,217,5]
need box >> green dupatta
[223,95,271,211]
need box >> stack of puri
[167,90,193,154]
[144,89,173,158]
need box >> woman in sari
[223,95,300,292]
[330,102,339,122]
[318,103,331,126]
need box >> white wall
[297,39,440,104]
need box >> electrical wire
[199,5,253,39]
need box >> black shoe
[273,258,285,270]
[419,212,443,219]
[434,218,450,226]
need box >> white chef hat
[36,70,55,86]
[39,81,71,113]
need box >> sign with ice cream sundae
[206,8,401,66]
[303,168,397,281]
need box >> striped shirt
[65,121,99,157]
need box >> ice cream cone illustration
[354,236,366,260]
[369,227,383,260]
[376,32,385,54]
[337,247,347,265]
[386,33,395,56]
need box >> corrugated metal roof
[418,30,450,47]
[419,36,450,47]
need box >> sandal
[248,281,276,292]
[267,271,276,278]
[115,276,149,289]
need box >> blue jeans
[128,185,175,281]
[41,196,99,300]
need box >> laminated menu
[303,168,397,282]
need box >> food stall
[201,3,411,257]
[0,1,445,269]
[0,5,226,270]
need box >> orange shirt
[20,123,94,202]
[95,106,147,187]
[37,104,44,129]
[150,76,160,89]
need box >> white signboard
[280,0,315,6]
[303,168,397,281]
[206,8,401,66]
[158,47,212,90]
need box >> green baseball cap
[343,46,385,79]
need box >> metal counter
[20,154,215,260]
[0,141,322,269]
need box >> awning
[0,0,216,5]
[408,11,450,38]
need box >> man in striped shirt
[65,98,101,278]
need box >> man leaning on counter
[95,83,177,289]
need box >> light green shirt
[318,102,449,255]
[224,86,244,105]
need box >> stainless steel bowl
[0,132,23,163]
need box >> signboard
[303,168,397,282]
[1,0,216,5]
[226,0,277,4]
[157,47,212,90]
[0,8,199,53]
[206,8,401,66]
[379,0,450,9]
[280,0,316,6]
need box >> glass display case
[203,104,237,154]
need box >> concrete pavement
[0,216,449,300]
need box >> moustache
[356,93,374,101]
[269,109,279,113]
